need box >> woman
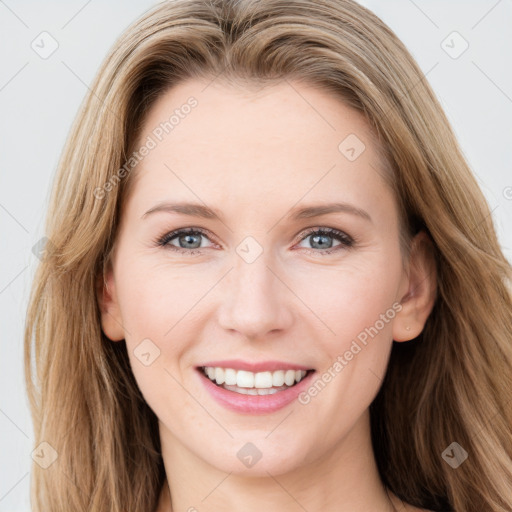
[24,1,512,511]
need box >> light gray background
[1,1,511,510]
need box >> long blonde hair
[24,1,512,510]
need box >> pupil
[178,233,333,250]
[311,234,332,249]
[181,234,201,248]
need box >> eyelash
[155,226,355,257]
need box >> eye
[295,227,354,255]
[156,227,215,255]
[155,226,355,256]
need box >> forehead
[139,77,376,158]
[124,78,392,218]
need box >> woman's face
[99,78,430,476]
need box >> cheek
[294,261,401,431]
[292,253,401,354]
[118,244,402,354]
[112,260,191,380]
[117,257,204,337]
[113,264,219,439]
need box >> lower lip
[196,368,316,414]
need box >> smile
[201,366,312,395]
[196,362,317,414]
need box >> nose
[217,249,294,340]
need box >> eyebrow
[141,201,372,223]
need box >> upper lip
[197,359,314,373]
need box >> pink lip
[196,368,316,414]
[198,359,313,372]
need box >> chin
[203,440,308,477]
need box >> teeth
[272,370,285,387]
[215,367,225,385]
[284,370,296,386]
[237,370,254,388]
[224,368,237,386]
[202,367,308,389]
[223,384,287,395]
[254,371,272,388]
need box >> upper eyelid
[297,226,351,238]
[160,226,353,248]
[158,227,218,249]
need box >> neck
[156,410,399,512]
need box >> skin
[98,78,436,512]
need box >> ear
[96,261,125,342]
[393,230,437,342]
